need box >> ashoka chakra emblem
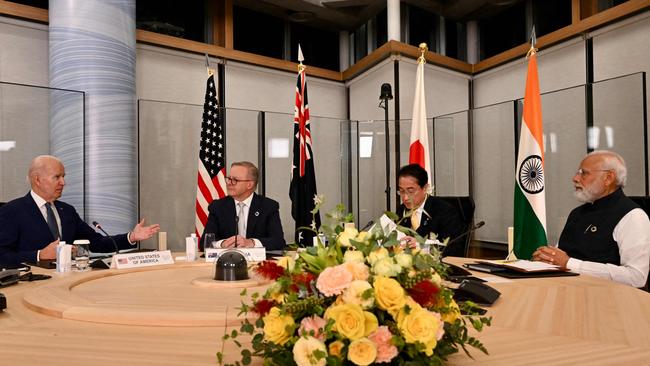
[519,155,544,194]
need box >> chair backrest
[629,196,650,292]
[436,196,475,257]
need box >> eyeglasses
[225,176,254,185]
[575,168,613,177]
[397,187,421,196]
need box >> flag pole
[205,53,215,76]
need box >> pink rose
[368,326,398,363]
[316,265,354,297]
[299,315,327,341]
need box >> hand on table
[221,235,255,248]
[532,246,569,269]
[38,239,60,260]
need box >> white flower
[367,247,389,266]
[344,249,365,263]
[293,336,327,366]
[394,253,413,269]
[372,257,402,277]
[342,280,374,309]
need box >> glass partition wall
[0,81,85,213]
[137,72,646,251]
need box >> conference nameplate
[205,247,266,262]
[112,250,174,269]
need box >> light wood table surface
[1,257,650,365]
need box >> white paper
[477,259,561,272]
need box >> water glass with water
[73,239,90,271]
[203,233,216,250]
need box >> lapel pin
[590,226,597,233]
[255,211,260,217]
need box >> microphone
[361,220,374,231]
[234,215,239,247]
[92,221,120,255]
[444,221,485,247]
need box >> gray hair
[587,150,627,187]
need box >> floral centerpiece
[218,203,491,366]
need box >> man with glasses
[202,161,285,251]
[396,164,464,256]
[533,150,650,287]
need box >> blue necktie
[45,202,61,239]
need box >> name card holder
[111,250,174,269]
[204,247,266,262]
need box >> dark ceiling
[234,0,525,31]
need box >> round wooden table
[1,258,650,365]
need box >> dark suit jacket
[0,193,130,268]
[397,195,465,257]
[203,193,286,251]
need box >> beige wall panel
[0,17,48,86]
[473,39,586,108]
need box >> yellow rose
[440,299,461,324]
[363,311,378,336]
[372,257,402,277]
[276,256,295,271]
[397,308,442,356]
[342,280,374,309]
[328,340,345,358]
[325,303,367,340]
[373,276,406,316]
[396,296,423,324]
[293,336,327,366]
[347,338,377,366]
[337,227,359,247]
[343,249,365,263]
[263,307,295,345]
[268,282,286,303]
[367,247,389,266]
[355,231,371,244]
[394,253,413,269]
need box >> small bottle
[55,241,71,273]
[186,234,197,261]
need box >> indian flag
[514,50,547,259]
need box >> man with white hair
[0,155,159,268]
[533,150,650,287]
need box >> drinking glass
[73,239,90,271]
[203,233,216,250]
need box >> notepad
[475,259,562,273]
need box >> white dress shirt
[31,190,62,261]
[216,193,263,248]
[562,208,650,287]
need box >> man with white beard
[533,150,650,288]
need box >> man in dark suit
[0,155,160,268]
[396,164,465,257]
[203,161,285,251]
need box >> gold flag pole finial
[418,43,428,64]
[205,53,215,76]
[526,26,538,58]
[298,44,306,72]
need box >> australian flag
[289,66,321,246]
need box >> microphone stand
[92,221,120,255]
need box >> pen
[584,224,592,233]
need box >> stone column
[387,0,400,42]
[49,0,136,234]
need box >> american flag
[289,65,321,246]
[195,72,227,236]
